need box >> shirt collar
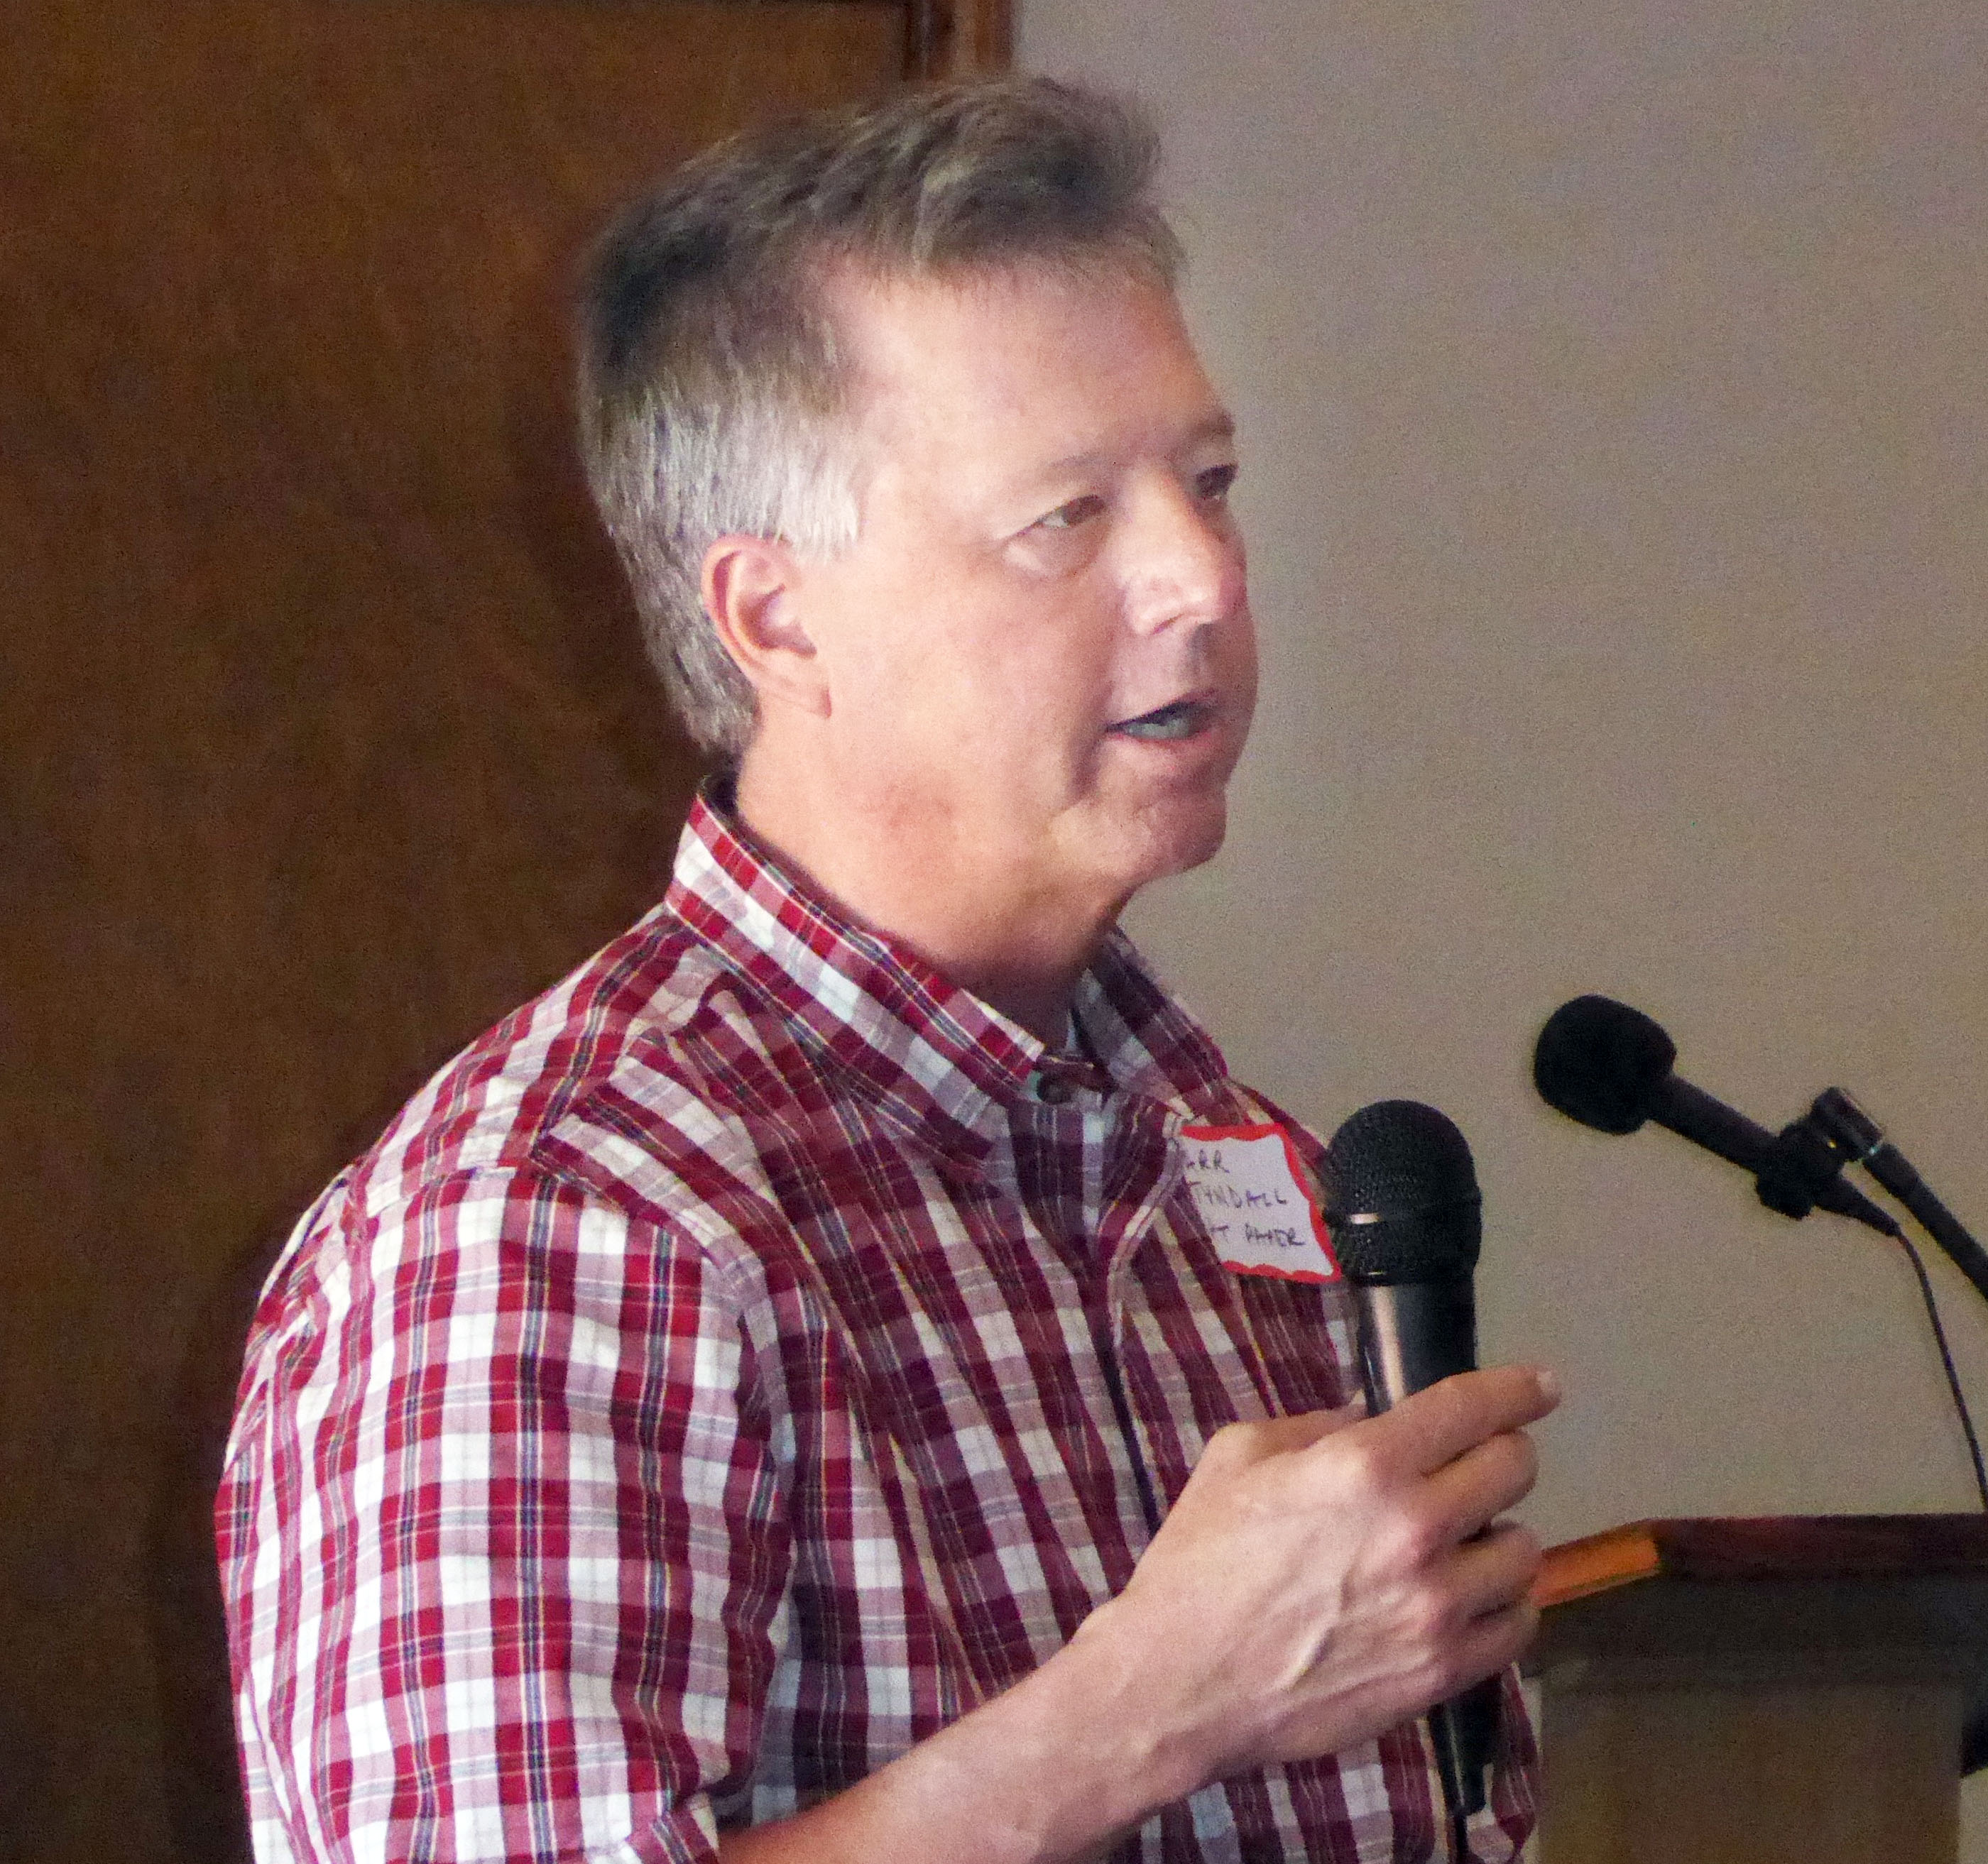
[662,781,1233,1162]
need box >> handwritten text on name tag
[1179,1123,1340,1284]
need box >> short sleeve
[217,1165,792,1863]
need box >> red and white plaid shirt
[218,786,1537,1863]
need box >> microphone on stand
[1531,994,1899,1237]
[1321,1099,1500,1842]
[1532,995,1988,1512]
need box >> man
[218,77,1556,1863]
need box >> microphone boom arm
[1807,1089,1988,1311]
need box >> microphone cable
[1891,1226,1988,1511]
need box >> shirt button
[1034,1075,1076,1105]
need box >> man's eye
[1196,463,1239,503]
[1037,494,1106,531]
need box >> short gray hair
[576,77,1181,760]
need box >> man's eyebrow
[1017,412,1241,488]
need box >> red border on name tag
[1180,1122,1341,1283]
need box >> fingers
[1380,1366,1560,1479]
[1201,1368,1546,1498]
[1411,1525,1544,1698]
[1274,1366,1553,1552]
[1421,1425,1540,1542]
[1436,1594,1541,1697]
[1448,1519,1544,1621]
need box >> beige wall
[1023,0,1988,1846]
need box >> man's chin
[1104,793,1230,901]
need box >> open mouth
[1110,696,1214,742]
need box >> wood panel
[1543,1681,1960,1864]
[0,5,939,1860]
[1529,1517,1988,1861]
[909,0,1014,77]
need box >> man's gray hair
[576,77,1181,760]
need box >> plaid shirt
[217,787,1538,1864]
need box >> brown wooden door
[0,6,1000,1859]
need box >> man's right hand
[719,1363,1557,1864]
[1066,1362,1558,1804]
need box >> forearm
[716,1610,1201,1864]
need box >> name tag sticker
[1179,1123,1340,1284]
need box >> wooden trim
[1534,1513,1988,1611]
[1533,1520,1664,1609]
[905,0,1012,80]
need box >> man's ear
[701,534,831,719]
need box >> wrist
[1026,1593,1219,1831]
[718,1598,1223,1864]
[898,1599,1218,1863]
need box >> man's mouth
[1109,697,1214,742]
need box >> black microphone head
[1534,994,1677,1136]
[1321,1100,1481,1283]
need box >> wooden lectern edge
[1531,1513,1988,1611]
[1527,1513,1988,1776]
[1531,1520,1664,1609]
[1524,1513,1988,1855]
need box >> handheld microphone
[1321,1100,1499,1829]
[1532,995,1899,1238]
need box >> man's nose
[1119,476,1247,635]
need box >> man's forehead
[819,258,1230,469]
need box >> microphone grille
[1533,995,1676,1135]
[1321,1100,1481,1283]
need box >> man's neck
[732,747,1115,1049]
